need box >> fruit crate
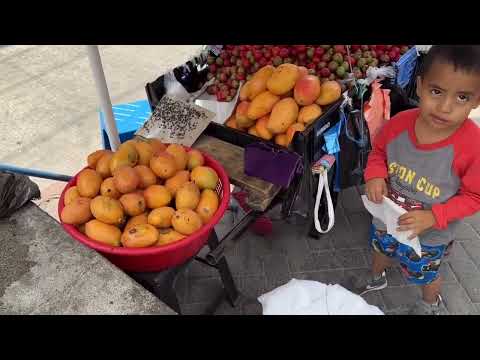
[146,76,342,231]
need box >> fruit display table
[0,202,176,315]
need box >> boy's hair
[419,45,480,78]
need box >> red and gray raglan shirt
[364,108,480,246]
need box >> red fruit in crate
[272,46,281,56]
[361,45,369,51]
[219,73,228,82]
[240,50,247,58]
[317,61,327,69]
[232,80,239,89]
[239,45,247,52]
[345,55,356,66]
[320,67,331,77]
[400,45,409,54]
[242,58,250,68]
[229,88,237,97]
[377,49,385,57]
[236,73,246,81]
[380,54,391,63]
[314,47,325,57]
[322,53,332,62]
[264,50,272,59]
[279,47,290,58]
[254,45,262,49]
[224,59,231,67]
[232,48,240,57]
[370,50,377,58]
[216,91,226,101]
[376,45,386,51]
[207,85,217,95]
[307,62,316,70]
[312,56,321,64]
[388,50,397,60]
[254,51,263,61]
[259,57,268,67]
[334,45,346,55]
[298,53,307,61]
[351,45,361,52]
[267,60,273,66]
[392,46,400,55]
[230,56,237,65]
[296,45,306,53]
[290,47,298,57]
[306,47,315,59]
[273,56,283,66]
[386,45,393,50]
[226,79,233,88]
[236,59,243,67]
[209,64,217,74]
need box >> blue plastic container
[99,99,152,150]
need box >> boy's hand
[366,178,388,204]
[397,210,436,239]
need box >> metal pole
[86,45,121,151]
[0,163,72,182]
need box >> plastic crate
[100,99,152,150]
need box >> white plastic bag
[258,279,384,315]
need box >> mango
[225,116,239,130]
[148,207,175,229]
[95,152,114,179]
[60,197,92,225]
[119,192,146,217]
[297,66,309,78]
[166,144,188,171]
[235,101,255,128]
[247,77,268,101]
[132,140,154,166]
[113,166,140,194]
[133,165,157,189]
[175,182,201,210]
[253,65,275,82]
[267,97,299,134]
[255,116,273,141]
[248,126,259,137]
[77,169,102,198]
[124,212,149,232]
[187,149,205,170]
[275,133,289,147]
[239,81,251,101]
[190,166,219,190]
[298,104,322,125]
[85,219,121,247]
[148,138,167,156]
[100,177,122,199]
[64,186,80,206]
[90,195,125,226]
[316,80,342,106]
[294,75,321,106]
[165,170,190,196]
[172,209,203,236]
[150,152,177,179]
[286,122,306,145]
[109,141,139,174]
[156,229,185,246]
[87,150,110,169]
[247,91,280,120]
[266,64,300,95]
[143,185,172,209]
[196,189,219,224]
[121,224,159,248]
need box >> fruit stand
[1,45,422,314]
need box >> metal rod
[205,210,258,266]
[0,164,72,182]
[86,45,121,151]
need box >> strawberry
[279,47,290,58]
[315,47,325,57]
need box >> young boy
[360,45,480,315]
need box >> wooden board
[193,135,281,211]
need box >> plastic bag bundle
[0,172,40,218]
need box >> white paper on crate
[135,96,215,147]
[194,81,242,124]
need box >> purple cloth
[244,142,303,188]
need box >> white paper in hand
[361,195,422,258]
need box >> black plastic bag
[0,172,40,218]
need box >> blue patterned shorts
[369,224,447,285]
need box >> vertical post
[86,45,121,151]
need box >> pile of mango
[60,139,221,248]
[225,64,342,147]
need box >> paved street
[2,45,480,315]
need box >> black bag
[0,172,40,218]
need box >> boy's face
[416,61,480,130]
